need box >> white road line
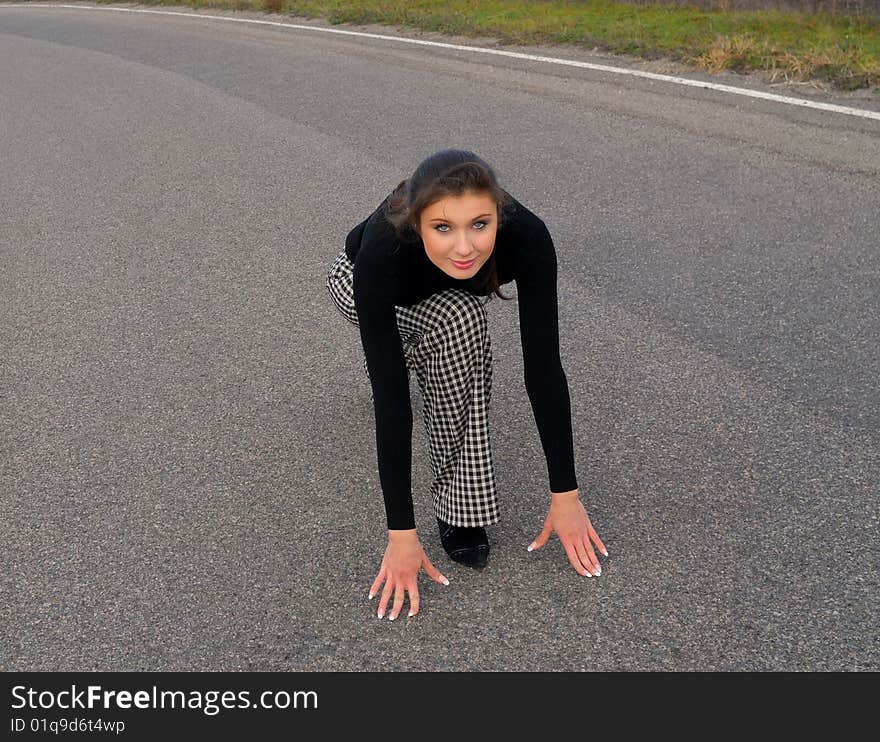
[3,2,880,122]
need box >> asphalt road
[1,2,878,671]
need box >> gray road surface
[1,2,878,671]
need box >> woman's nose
[454,238,474,256]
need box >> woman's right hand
[369,529,449,620]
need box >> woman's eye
[434,221,488,233]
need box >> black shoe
[436,517,490,569]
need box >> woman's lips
[451,258,476,270]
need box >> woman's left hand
[527,489,608,577]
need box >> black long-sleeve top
[345,190,578,530]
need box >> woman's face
[417,191,498,280]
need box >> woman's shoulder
[499,190,547,236]
[497,193,557,282]
[349,197,415,289]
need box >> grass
[24,0,880,90]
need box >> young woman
[326,149,607,621]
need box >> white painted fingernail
[585,571,592,578]
[527,544,534,552]
[442,577,450,586]
[389,614,395,621]
[408,611,414,617]
[368,592,374,600]
[603,549,609,557]
[377,611,383,619]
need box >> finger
[377,580,394,619]
[368,565,387,600]
[407,583,420,618]
[421,556,450,587]
[575,537,600,576]
[388,583,406,622]
[562,539,591,577]
[588,523,609,557]
[528,520,553,552]
[583,535,601,575]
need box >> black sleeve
[351,213,416,530]
[514,216,579,494]
[346,195,389,262]
[345,217,367,261]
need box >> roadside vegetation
[38,0,880,90]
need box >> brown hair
[384,149,515,302]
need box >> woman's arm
[351,228,417,531]
[351,208,450,619]
[513,211,608,576]
[514,215,579,495]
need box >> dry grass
[694,35,871,86]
